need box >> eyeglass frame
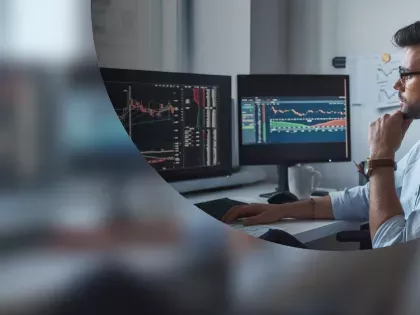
[399,66,420,83]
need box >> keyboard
[229,223,270,237]
[194,198,248,221]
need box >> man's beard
[400,92,420,119]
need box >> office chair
[336,223,372,250]
[335,162,372,250]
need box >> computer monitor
[100,68,233,182]
[237,74,351,192]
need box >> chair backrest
[336,223,372,250]
[359,161,369,185]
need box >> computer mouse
[267,191,299,204]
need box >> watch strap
[367,158,396,176]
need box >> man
[222,21,420,249]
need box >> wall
[188,0,252,95]
[94,0,152,69]
[288,0,420,189]
[93,0,185,72]
[250,0,289,75]
[249,0,290,181]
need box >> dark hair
[393,21,420,48]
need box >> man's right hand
[221,195,334,226]
[221,203,290,226]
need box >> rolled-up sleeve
[329,183,370,221]
[372,210,420,248]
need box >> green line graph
[270,121,309,129]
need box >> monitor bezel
[100,67,233,182]
[236,74,352,165]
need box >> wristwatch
[363,158,397,177]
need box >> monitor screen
[237,74,351,165]
[100,68,233,182]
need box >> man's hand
[368,111,409,241]
[221,204,285,226]
[221,196,335,226]
[368,111,412,159]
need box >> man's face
[395,45,420,119]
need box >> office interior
[92,0,420,251]
[9,2,420,314]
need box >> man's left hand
[368,111,412,159]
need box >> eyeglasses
[399,66,420,84]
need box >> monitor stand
[259,164,293,198]
[259,164,329,198]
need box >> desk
[185,182,362,244]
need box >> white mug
[288,164,322,200]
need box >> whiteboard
[345,52,404,109]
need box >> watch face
[363,160,370,175]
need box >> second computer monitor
[237,74,351,165]
[100,68,233,182]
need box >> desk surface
[185,182,361,243]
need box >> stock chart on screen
[241,97,347,145]
[105,81,219,172]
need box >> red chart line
[193,88,205,108]
[312,119,347,127]
[148,159,167,165]
[193,89,198,106]
[125,99,174,118]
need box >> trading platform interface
[105,81,220,172]
[241,96,347,145]
[237,74,351,164]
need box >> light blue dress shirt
[329,140,420,248]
